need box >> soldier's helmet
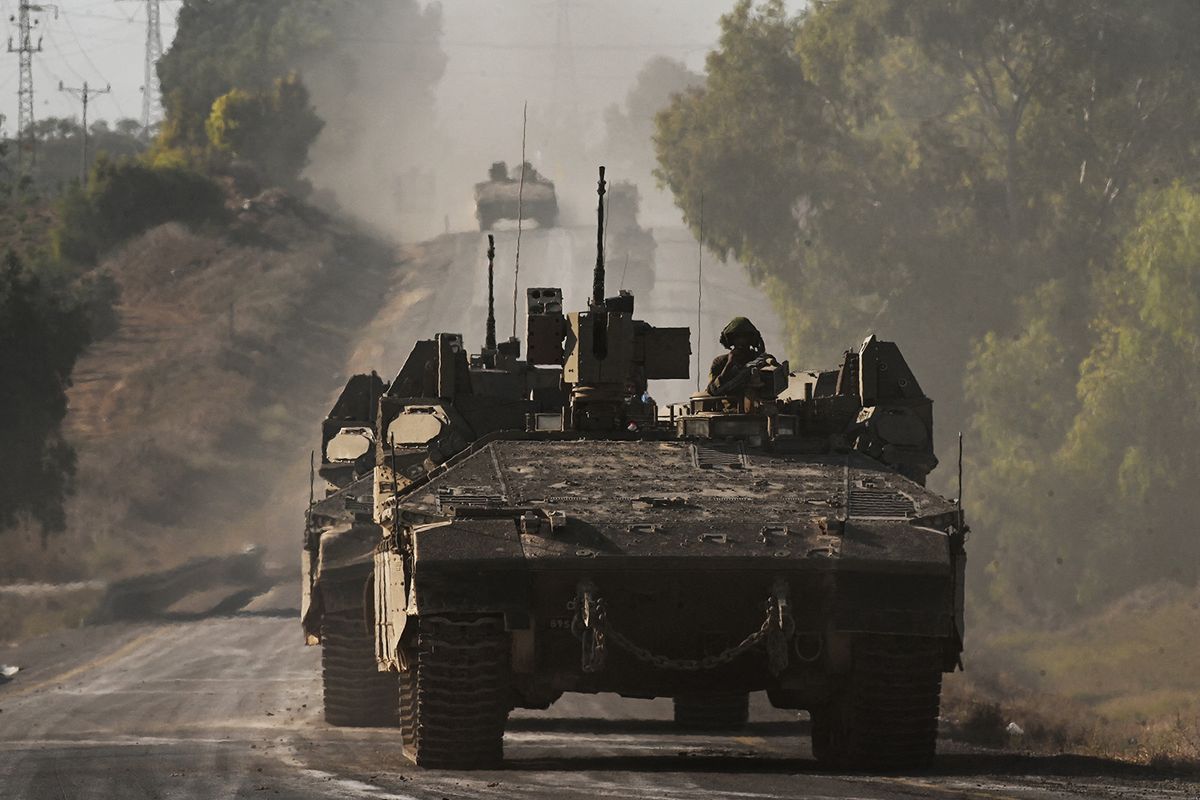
[719,316,764,351]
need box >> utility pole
[119,0,164,133]
[59,81,112,185]
[6,1,57,175]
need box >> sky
[2,0,805,238]
[0,0,176,130]
[1,0,805,135]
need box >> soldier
[706,316,772,396]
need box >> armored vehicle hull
[474,161,558,230]
[368,437,961,768]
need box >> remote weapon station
[302,168,967,771]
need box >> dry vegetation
[0,201,57,263]
[944,583,1200,772]
[3,199,403,609]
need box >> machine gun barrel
[486,234,497,352]
[592,166,607,308]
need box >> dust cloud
[300,0,749,240]
[297,0,791,383]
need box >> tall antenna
[695,191,705,390]
[511,101,528,338]
[118,0,164,134]
[486,234,497,352]
[592,165,607,308]
[957,431,965,530]
[59,80,112,185]
[7,1,56,177]
[141,0,164,132]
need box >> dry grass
[946,582,1200,773]
[2,200,401,595]
[0,588,106,645]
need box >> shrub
[52,157,226,265]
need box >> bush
[0,251,92,534]
[206,73,323,191]
[53,157,226,265]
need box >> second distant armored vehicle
[475,161,558,230]
[303,168,967,772]
[605,180,657,297]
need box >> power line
[57,6,124,117]
[117,0,163,131]
[58,78,110,184]
[6,1,57,175]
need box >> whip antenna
[957,431,965,530]
[512,101,528,338]
[696,190,704,390]
[486,234,497,352]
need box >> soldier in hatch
[706,317,775,397]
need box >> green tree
[604,57,703,181]
[0,252,92,535]
[53,157,225,266]
[206,74,324,190]
[157,0,332,153]
[656,0,1200,614]
[969,186,1200,614]
[660,1,1200,362]
[157,0,444,188]
[0,117,147,198]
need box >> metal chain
[572,591,792,673]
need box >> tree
[655,0,1200,615]
[157,0,445,191]
[157,0,332,153]
[53,157,226,266]
[1,117,148,197]
[0,252,92,535]
[206,74,324,190]
[604,57,702,182]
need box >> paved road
[1,611,1195,800]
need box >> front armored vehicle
[302,169,967,771]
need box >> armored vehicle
[605,180,656,298]
[303,168,967,771]
[474,161,558,230]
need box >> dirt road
[1,609,1194,800]
[3,228,1192,798]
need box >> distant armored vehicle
[474,161,558,230]
[605,180,656,298]
[302,168,967,771]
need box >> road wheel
[401,616,510,769]
[320,609,399,727]
[810,635,942,771]
[672,692,750,731]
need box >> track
[0,611,1194,800]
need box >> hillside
[940,584,1200,768]
[4,197,403,591]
